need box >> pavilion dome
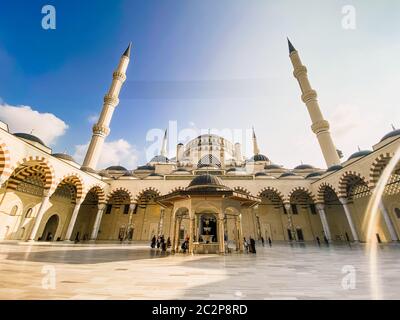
[279,172,297,178]
[53,153,75,162]
[14,133,46,146]
[249,154,269,162]
[294,164,314,170]
[380,129,400,142]
[264,164,282,170]
[136,165,155,171]
[348,150,372,160]
[326,165,343,172]
[305,172,322,179]
[105,165,128,171]
[187,174,228,190]
[150,155,169,163]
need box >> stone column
[64,199,84,241]
[236,214,244,252]
[90,203,106,241]
[174,217,182,253]
[158,208,165,236]
[218,215,225,254]
[284,203,296,241]
[339,197,359,242]
[379,202,399,241]
[28,190,51,241]
[127,203,137,240]
[170,214,177,254]
[316,203,331,241]
[189,217,195,254]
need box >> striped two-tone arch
[167,186,185,194]
[134,187,161,203]
[85,184,106,204]
[257,187,285,207]
[287,186,316,204]
[0,141,11,182]
[369,152,395,188]
[106,187,133,206]
[338,171,369,199]
[316,182,337,203]
[7,156,55,191]
[53,173,85,201]
[234,187,252,196]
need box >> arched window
[25,208,34,218]
[10,205,18,216]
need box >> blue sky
[1,0,400,169]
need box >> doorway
[40,214,59,241]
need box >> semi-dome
[326,165,343,172]
[255,172,268,177]
[348,150,372,160]
[187,174,227,190]
[150,155,169,163]
[305,172,322,179]
[105,165,128,171]
[136,165,155,171]
[279,172,296,178]
[264,164,282,170]
[249,154,269,162]
[14,133,46,146]
[380,129,400,142]
[294,164,314,170]
[53,153,75,162]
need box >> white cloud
[0,102,68,145]
[87,114,98,124]
[73,139,138,169]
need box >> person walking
[261,236,265,247]
[268,237,272,247]
[316,236,321,246]
[243,237,249,253]
[151,235,156,248]
[250,237,256,254]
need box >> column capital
[129,203,137,211]
[98,203,107,210]
[315,203,325,210]
[338,197,348,205]
[284,202,291,211]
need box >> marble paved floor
[0,241,399,300]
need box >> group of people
[243,237,257,253]
[150,235,171,252]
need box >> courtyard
[0,241,399,300]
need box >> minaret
[252,126,260,155]
[288,38,340,167]
[81,43,132,172]
[160,129,168,157]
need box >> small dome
[14,133,46,146]
[177,143,184,146]
[105,165,128,171]
[380,129,400,142]
[305,172,322,179]
[136,165,155,171]
[187,174,227,190]
[226,167,243,172]
[348,150,372,160]
[279,172,296,178]
[53,153,75,162]
[326,165,343,172]
[148,173,163,177]
[249,154,269,162]
[264,164,282,170]
[294,164,314,170]
[150,155,169,163]
[255,172,268,177]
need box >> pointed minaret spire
[391,124,396,131]
[288,39,340,167]
[287,37,296,54]
[252,126,260,155]
[160,129,168,157]
[81,44,131,172]
[123,42,132,58]
[357,146,361,152]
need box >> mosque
[0,40,399,254]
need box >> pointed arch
[53,173,84,201]
[233,186,252,196]
[316,182,337,203]
[106,187,133,206]
[288,186,316,204]
[7,156,55,192]
[338,171,370,200]
[0,141,11,182]
[86,184,106,204]
[369,152,395,188]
